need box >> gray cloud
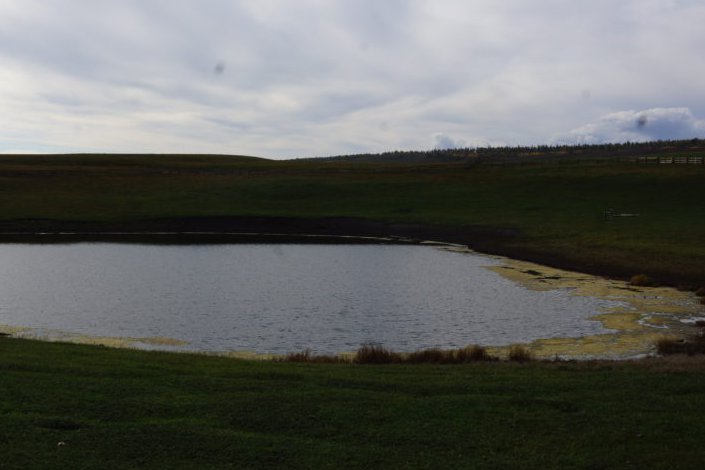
[552,108,705,145]
[0,1,704,157]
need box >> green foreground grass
[3,338,705,469]
[1,153,704,285]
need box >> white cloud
[433,133,466,150]
[0,1,704,157]
[551,108,705,145]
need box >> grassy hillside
[2,148,705,468]
[0,150,704,285]
[3,337,705,469]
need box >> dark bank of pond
[0,243,700,358]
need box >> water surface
[0,243,621,354]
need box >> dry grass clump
[282,344,498,364]
[629,273,658,287]
[405,345,495,364]
[656,335,705,356]
[405,348,449,364]
[507,344,533,363]
[284,349,314,362]
[353,344,498,364]
[282,349,346,363]
[656,337,688,355]
[457,345,493,362]
[353,344,403,364]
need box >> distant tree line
[307,138,705,164]
[474,138,705,159]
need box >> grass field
[2,150,705,467]
[0,152,704,285]
[3,337,705,469]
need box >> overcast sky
[1,0,705,158]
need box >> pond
[0,243,633,355]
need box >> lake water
[0,243,621,355]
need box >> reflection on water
[0,243,622,355]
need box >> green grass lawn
[3,338,705,469]
[2,153,705,467]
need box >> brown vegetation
[508,344,534,362]
[282,349,346,364]
[457,344,494,362]
[281,344,498,365]
[656,335,705,356]
[629,273,658,287]
[352,344,403,364]
[404,345,495,364]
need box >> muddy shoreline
[0,215,692,286]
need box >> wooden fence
[468,154,705,167]
[636,156,705,164]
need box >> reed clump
[281,344,498,364]
[284,349,313,362]
[405,348,448,364]
[405,345,495,364]
[353,344,403,364]
[508,344,534,363]
[457,345,494,362]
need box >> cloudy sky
[1,0,705,158]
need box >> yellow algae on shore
[0,324,30,336]
[76,334,190,349]
[486,257,703,359]
[219,350,277,360]
[137,336,190,346]
[6,326,189,350]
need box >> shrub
[508,345,533,362]
[629,274,658,287]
